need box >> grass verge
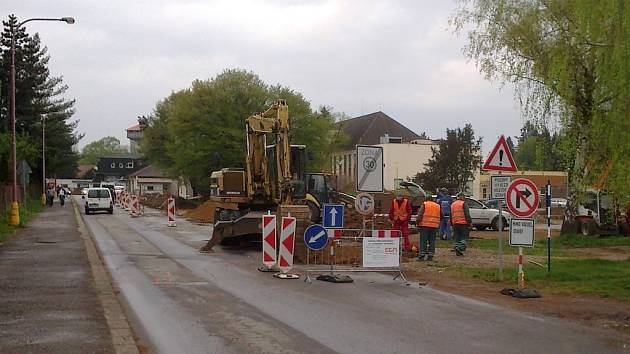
[457,258,630,301]
[0,199,44,244]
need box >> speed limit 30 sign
[505,178,539,218]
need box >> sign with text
[356,145,384,192]
[490,175,511,200]
[362,238,399,268]
[509,218,535,247]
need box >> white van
[83,187,114,215]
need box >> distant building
[126,123,145,154]
[332,111,440,191]
[94,154,145,183]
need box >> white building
[331,112,439,191]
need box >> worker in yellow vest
[450,192,472,256]
[389,192,413,252]
[416,194,442,261]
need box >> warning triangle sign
[483,135,517,172]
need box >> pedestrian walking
[436,187,453,240]
[46,186,55,207]
[389,192,413,252]
[451,192,472,256]
[417,194,441,261]
[59,187,66,206]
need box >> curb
[71,199,140,354]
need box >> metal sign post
[509,218,535,289]
[497,173,504,281]
[483,135,517,281]
[546,180,552,272]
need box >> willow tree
[452,1,629,197]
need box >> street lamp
[9,17,74,225]
[41,115,47,206]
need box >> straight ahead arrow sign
[329,207,337,227]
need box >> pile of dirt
[183,200,217,223]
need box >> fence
[302,229,407,284]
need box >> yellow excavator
[202,100,311,250]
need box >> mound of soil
[184,200,217,223]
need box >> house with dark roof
[332,111,440,191]
[94,154,145,183]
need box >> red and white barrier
[372,230,401,238]
[261,214,277,269]
[277,216,297,276]
[327,229,343,239]
[131,195,139,217]
[167,197,176,227]
[123,193,130,211]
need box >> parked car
[551,198,568,208]
[82,188,114,215]
[466,197,511,231]
[482,198,510,212]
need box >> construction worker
[416,194,441,261]
[436,187,453,240]
[389,192,412,252]
[450,192,472,256]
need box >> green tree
[79,136,127,165]
[413,124,482,193]
[0,15,79,181]
[514,121,564,170]
[452,0,630,196]
[140,69,344,194]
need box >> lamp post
[41,115,47,205]
[9,16,74,225]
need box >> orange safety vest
[419,201,440,228]
[451,199,468,225]
[392,199,409,222]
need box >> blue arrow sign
[304,224,328,251]
[323,204,344,229]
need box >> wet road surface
[76,197,624,354]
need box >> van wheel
[85,207,90,215]
[108,206,114,214]
[307,201,320,223]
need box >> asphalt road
[75,196,623,354]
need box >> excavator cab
[266,144,306,201]
[307,173,336,205]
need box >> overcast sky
[11,0,524,154]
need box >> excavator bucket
[200,211,265,252]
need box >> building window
[482,187,487,199]
[147,185,154,191]
[111,162,116,168]
[126,162,134,168]
[119,162,124,168]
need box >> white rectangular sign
[490,175,511,200]
[356,145,384,192]
[509,218,535,247]
[362,238,399,268]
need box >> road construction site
[75,195,629,353]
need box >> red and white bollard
[167,197,176,227]
[123,193,130,211]
[518,246,525,289]
[259,213,277,272]
[131,195,139,217]
[274,215,299,279]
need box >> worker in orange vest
[416,194,442,261]
[389,192,412,252]
[450,192,472,256]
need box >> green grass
[459,258,630,301]
[435,233,630,256]
[0,199,43,243]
